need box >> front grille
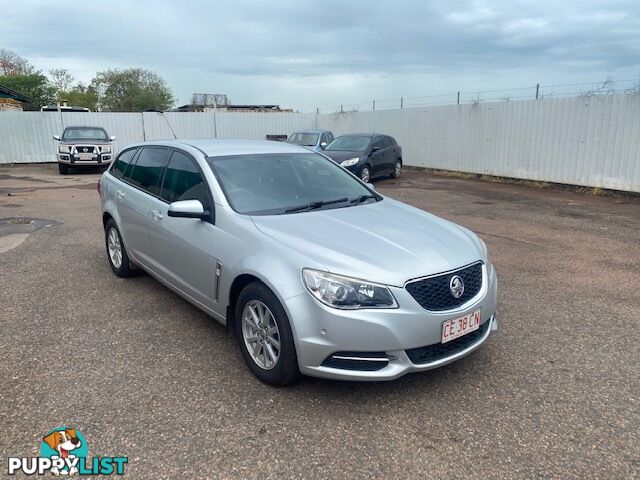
[74,146,96,153]
[405,319,490,364]
[405,262,483,311]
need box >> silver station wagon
[99,139,498,385]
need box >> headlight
[303,269,397,309]
[58,145,70,153]
[101,146,112,154]
[340,157,359,167]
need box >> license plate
[78,154,93,160]
[441,309,481,343]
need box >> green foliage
[91,68,175,112]
[0,73,56,110]
[49,68,75,98]
[59,84,99,111]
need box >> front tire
[234,282,300,386]
[391,159,402,178]
[58,163,69,175]
[360,165,371,183]
[105,219,134,277]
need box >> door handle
[117,190,125,199]
[151,210,163,221]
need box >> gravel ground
[0,164,638,479]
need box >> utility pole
[372,100,376,111]
[535,83,540,100]
[457,91,460,105]
[400,97,403,109]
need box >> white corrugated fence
[1,95,639,192]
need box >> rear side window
[161,151,209,207]
[126,147,169,196]
[110,148,137,179]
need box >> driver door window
[160,151,210,209]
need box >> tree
[0,48,34,76]
[90,68,175,112]
[49,68,74,99]
[60,83,99,111]
[0,72,56,110]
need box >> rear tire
[58,163,69,175]
[105,219,134,277]
[234,282,300,386]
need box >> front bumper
[285,263,498,381]
[58,154,112,165]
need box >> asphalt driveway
[1,164,638,479]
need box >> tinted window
[110,148,137,179]
[371,137,384,149]
[325,136,371,151]
[126,148,168,196]
[161,151,209,207]
[381,136,395,148]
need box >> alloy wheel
[241,300,281,370]
[107,227,123,269]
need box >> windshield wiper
[284,197,349,213]
[350,194,377,204]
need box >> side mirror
[167,200,208,220]
[370,146,381,153]
[110,136,116,141]
[320,142,328,150]
[52,135,60,141]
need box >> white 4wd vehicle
[53,126,116,175]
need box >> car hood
[251,198,484,286]
[322,150,364,163]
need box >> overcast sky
[1,0,639,110]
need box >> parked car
[322,133,402,182]
[100,139,498,385]
[286,129,334,151]
[53,126,115,175]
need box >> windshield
[286,132,319,147]
[325,136,371,151]
[207,153,378,215]
[62,127,108,142]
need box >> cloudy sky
[1,0,639,110]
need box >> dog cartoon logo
[40,427,88,476]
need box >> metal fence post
[457,91,460,105]
[373,100,376,111]
[340,104,343,113]
[400,97,403,109]
[536,83,540,100]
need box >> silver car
[286,129,334,152]
[100,139,498,385]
